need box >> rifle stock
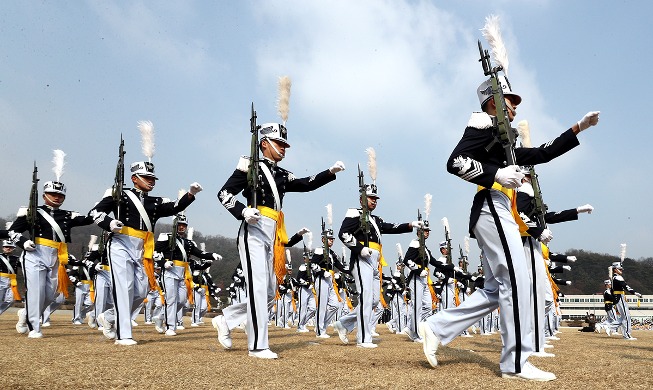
[527,166,548,229]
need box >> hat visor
[505,92,522,106]
[133,173,159,180]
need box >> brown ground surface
[2,308,652,389]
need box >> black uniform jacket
[446,112,580,236]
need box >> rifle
[527,166,548,229]
[417,210,427,268]
[247,103,261,208]
[168,217,179,265]
[26,162,39,240]
[113,136,126,219]
[442,219,453,265]
[356,164,371,247]
[459,245,468,273]
[478,40,517,166]
[321,218,331,271]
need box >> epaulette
[614,275,625,281]
[314,248,324,255]
[408,239,420,249]
[16,207,28,217]
[157,233,170,241]
[70,211,81,218]
[102,188,113,198]
[236,156,250,173]
[344,208,361,218]
[161,197,172,203]
[298,264,307,272]
[467,112,493,129]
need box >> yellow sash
[36,237,70,298]
[426,273,438,309]
[453,279,461,307]
[257,206,289,297]
[478,183,529,234]
[201,285,212,311]
[119,226,156,290]
[330,270,343,302]
[0,272,22,301]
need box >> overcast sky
[1,1,651,269]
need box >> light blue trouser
[297,286,316,329]
[425,190,533,374]
[23,245,59,333]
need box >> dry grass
[2,308,652,389]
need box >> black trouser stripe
[526,238,540,351]
[242,223,258,350]
[486,191,522,373]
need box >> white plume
[396,243,403,257]
[481,14,510,76]
[5,222,12,230]
[200,242,206,251]
[366,147,377,182]
[277,76,292,125]
[326,203,333,227]
[620,243,627,262]
[424,194,433,219]
[187,227,194,241]
[52,149,66,181]
[342,247,347,261]
[87,235,98,249]
[441,217,450,233]
[517,120,531,148]
[305,231,313,251]
[137,120,156,161]
[286,248,292,263]
[464,236,470,255]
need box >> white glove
[297,227,310,236]
[189,182,203,195]
[576,204,594,214]
[635,292,642,298]
[360,247,372,258]
[453,266,462,273]
[213,254,222,261]
[153,252,164,261]
[410,221,424,229]
[457,282,464,289]
[329,161,346,174]
[406,260,417,269]
[242,207,261,224]
[563,265,572,271]
[577,111,600,132]
[494,165,524,189]
[164,261,173,269]
[109,219,124,233]
[323,270,331,279]
[419,269,427,278]
[23,240,36,252]
[310,263,320,272]
[435,272,445,279]
[565,281,572,285]
[539,229,553,244]
[567,256,577,263]
[69,276,77,283]
[95,263,104,272]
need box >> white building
[558,295,653,320]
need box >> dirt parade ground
[2,308,652,389]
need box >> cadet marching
[4,15,650,383]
